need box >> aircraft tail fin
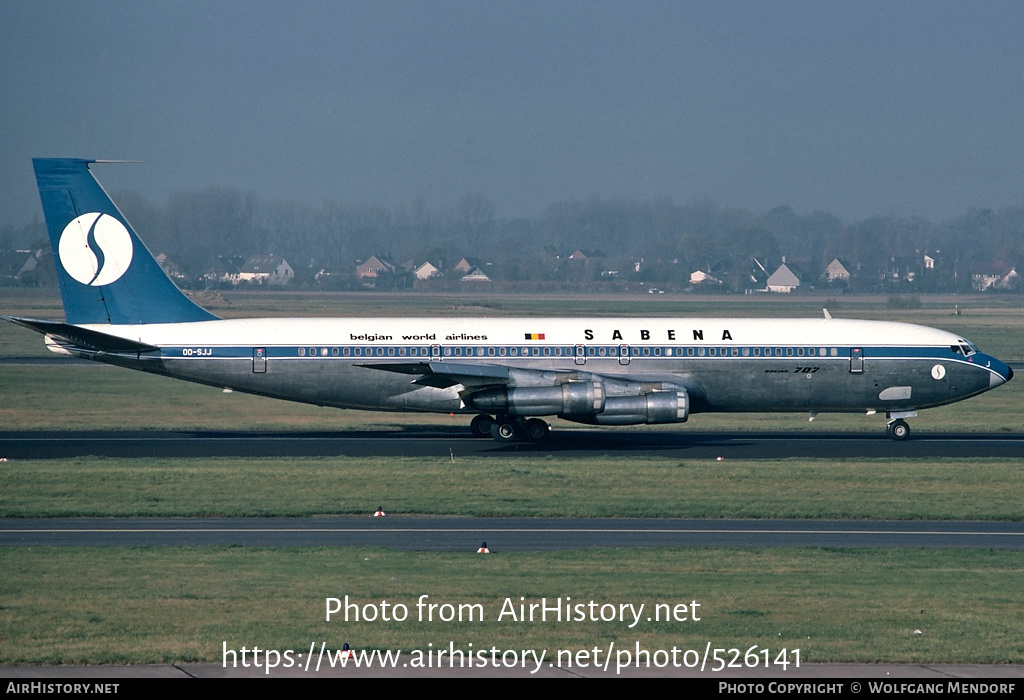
[32,158,218,325]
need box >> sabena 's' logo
[58,213,134,286]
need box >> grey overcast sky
[2,0,1023,226]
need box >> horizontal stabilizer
[2,316,159,353]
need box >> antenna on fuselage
[823,308,832,319]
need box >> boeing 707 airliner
[4,159,1012,442]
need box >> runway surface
[3,516,1022,549]
[3,428,1024,459]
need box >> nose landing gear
[886,418,910,441]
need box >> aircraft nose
[987,357,1013,387]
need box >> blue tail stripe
[33,158,217,325]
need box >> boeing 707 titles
[4,159,1013,442]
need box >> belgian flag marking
[525,333,545,340]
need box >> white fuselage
[59,316,1009,423]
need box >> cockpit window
[953,341,977,356]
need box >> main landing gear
[469,414,496,438]
[470,414,550,443]
[886,418,910,441]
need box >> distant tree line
[3,188,1023,293]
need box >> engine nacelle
[587,390,689,425]
[468,381,606,417]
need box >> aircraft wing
[359,359,692,391]
[356,361,512,388]
[358,360,693,410]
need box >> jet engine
[467,380,689,425]
[586,390,689,425]
[468,380,605,416]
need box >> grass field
[3,456,1023,520]
[2,548,1022,665]
[2,289,1023,666]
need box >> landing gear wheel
[470,414,496,438]
[524,418,550,443]
[888,419,910,441]
[491,419,518,443]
